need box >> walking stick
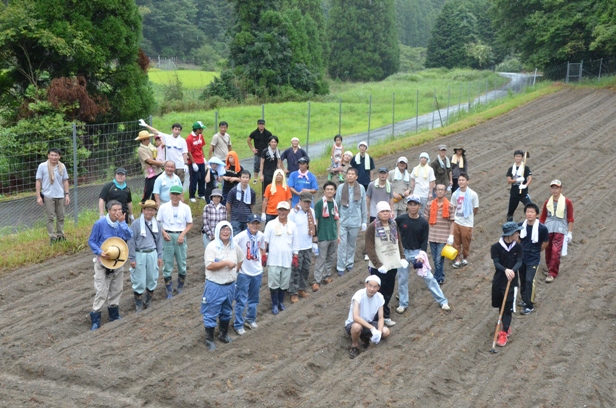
[489,278,512,353]
[519,152,529,194]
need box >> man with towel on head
[431,145,453,194]
[539,180,574,283]
[350,141,375,193]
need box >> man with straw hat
[128,200,164,312]
[136,130,163,204]
[87,199,133,330]
[491,221,524,347]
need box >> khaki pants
[44,196,65,238]
[92,261,124,312]
[174,168,186,183]
[453,223,473,260]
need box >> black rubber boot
[270,288,279,315]
[218,319,233,343]
[89,311,101,331]
[108,305,122,321]
[134,292,144,313]
[278,290,287,311]
[165,277,173,299]
[144,289,154,309]
[177,275,186,295]
[205,327,216,351]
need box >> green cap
[170,185,183,195]
[192,121,205,131]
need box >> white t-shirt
[344,288,385,326]
[288,207,316,250]
[204,241,244,284]
[161,133,188,169]
[411,165,436,198]
[453,187,479,227]
[263,219,299,267]
[157,202,193,231]
[234,230,265,276]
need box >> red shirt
[186,132,205,164]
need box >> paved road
[0,73,532,234]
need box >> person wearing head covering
[233,214,266,335]
[330,150,353,182]
[491,221,524,347]
[506,150,533,222]
[202,221,244,350]
[451,146,468,193]
[153,161,184,206]
[35,148,70,244]
[410,152,436,217]
[209,121,232,161]
[128,200,164,312]
[136,130,163,204]
[262,169,292,225]
[335,167,367,276]
[157,185,193,299]
[430,145,452,195]
[313,181,340,291]
[263,201,299,315]
[350,141,375,192]
[260,135,283,194]
[345,275,391,359]
[204,156,226,202]
[87,199,133,331]
[281,137,308,175]
[539,180,574,283]
[222,150,243,204]
[247,119,273,184]
[451,173,479,268]
[364,201,408,328]
[395,196,450,315]
[388,157,412,217]
[364,167,395,261]
[98,167,134,222]
[139,121,189,183]
[423,184,456,285]
[226,170,256,235]
[202,189,227,249]
[288,192,317,303]
[287,156,318,207]
[186,121,207,203]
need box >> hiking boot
[323,277,333,284]
[396,306,406,314]
[496,330,508,347]
[312,283,320,292]
[545,275,555,283]
[521,306,535,315]
[452,261,461,269]
[348,346,360,359]
[384,318,396,327]
[234,326,246,336]
[298,290,310,298]
[441,303,451,311]
[290,294,299,303]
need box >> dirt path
[1,87,615,407]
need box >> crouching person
[345,275,391,359]
[128,200,164,312]
[233,214,266,335]
[202,221,244,350]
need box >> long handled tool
[519,151,530,194]
[489,279,512,353]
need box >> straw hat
[100,237,129,270]
[141,200,158,210]
[135,130,154,141]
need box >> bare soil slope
[1,88,615,407]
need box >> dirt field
[1,87,615,407]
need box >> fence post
[565,62,570,83]
[338,99,342,136]
[579,60,583,81]
[215,111,218,128]
[533,68,537,86]
[458,84,462,113]
[306,101,310,155]
[392,92,395,137]
[598,58,603,81]
[72,123,79,226]
[485,79,488,103]
[367,95,372,145]
[467,82,471,109]
[446,85,450,125]
[415,90,419,133]
[148,115,153,126]
[261,104,265,120]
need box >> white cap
[365,275,381,286]
[397,156,408,164]
[376,201,391,213]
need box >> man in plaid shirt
[202,189,227,248]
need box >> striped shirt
[202,203,227,240]
[424,199,455,243]
[227,185,256,222]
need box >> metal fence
[543,58,616,82]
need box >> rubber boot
[90,311,101,331]
[144,289,153,309]
[218,319,233,344]
[165,278,173,299]
[134,292,144,313]
[205,327,216,351]
[278,290,287,311]
[108,305,121,321]
[270,288,279,315]
[177,275,185,295]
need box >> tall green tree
[396,0,445,48]
[327,0,400,81]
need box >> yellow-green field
[148,69,218,89]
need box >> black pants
[492,283,516,332]
[369,266,397,319]
[189,163,206,199]
[519,263,538,308]
[141,173,161,203]
[507,191,532,220]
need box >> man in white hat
[410,152,436,217]
[389,157,412,217]
[345,275,391,359]
[128,200,164,312]
[281,137,308,175]
[87,199,133,330]
[350,141,375,193]
[136,130,163,204]
[364,201,409,327]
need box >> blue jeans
[230,221,247,236]
[429,242,446,282]
[398,249,448,308]
[201,281,235,328]
[234,273,262,329]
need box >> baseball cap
[397,157,408,164]
[115,167,127,175]
[550,179,562,187]
[246,214,262,223]
[438,145,447,151]
[277,201,291,210]
[378,167,388,173]
[192,121,205,130]
[406,195,421,204]
[170,185,183,195]
[257,119,265,124]
[298,157,309,164]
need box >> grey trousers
[44,196,65,238]
[289,249,312,294]
[314,240,338,284]
[337,225,359,273]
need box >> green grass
[148,69,218,89]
